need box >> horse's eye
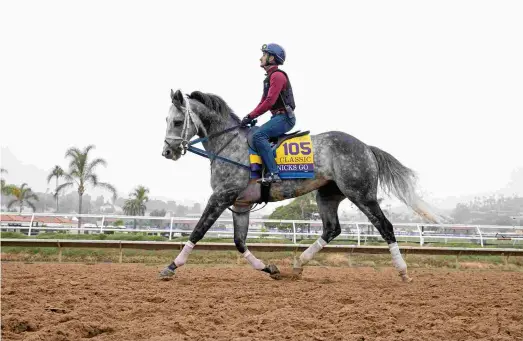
[174,121,183,127]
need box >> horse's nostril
[162,149,172,157]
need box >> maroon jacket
[248,66,288,119]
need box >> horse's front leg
[159,190,237,279]
[232,204,281,279]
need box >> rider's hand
[241,115,253,127]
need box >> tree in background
[146,199,169,212]
[149,208,167,227]
[6,183,39,213]
[1,168,9,195]
[150,209,167,217]
[451,194,523,225]
[190,203,201,214]
[114,219,124,227]
[123,186,150,228]
[47,165,64,212]
[30,191,55,213]
[56,145,117,229]
[175,205,188,217]
[93,195,105,213]
[268,192,319,232]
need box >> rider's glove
[241,115,253,127]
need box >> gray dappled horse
[161,89,444,282]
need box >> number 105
[283,142,311,155]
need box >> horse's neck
[201,117,246,155]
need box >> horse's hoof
[270,273,282,280]
[291,267,303,280]
[399,270,413,283]
[263,264,281,280]
[158,267,175,281]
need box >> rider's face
[260,53,272,67]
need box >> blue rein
[185,125,251,170]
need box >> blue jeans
[252,113,296,175]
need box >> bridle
[163,94,249,169]
[164,94,206,156]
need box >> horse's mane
[188,91,241,124]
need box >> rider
[241,43,296,184]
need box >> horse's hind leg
[347,193,412,282]
[232,204,281,279]
[294,183,345,276]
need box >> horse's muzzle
[162,145,182,160]
[162,145,174,159]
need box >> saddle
[247,127,315,204]
[247,127,311,152]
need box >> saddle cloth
[249,134,315,179]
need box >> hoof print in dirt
[292,267,303,276]
[45,306,68,314]
[287,268,302,281]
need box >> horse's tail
[369,146,446,223]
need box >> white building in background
[100,203,123,214]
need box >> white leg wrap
[243,250,266,270]
[174,241,195,267]
[295,238,327,268]
[389,242,407,272]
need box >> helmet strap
[262,54,272,68]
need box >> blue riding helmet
[261,43,286,65]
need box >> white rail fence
[1,212,522,247]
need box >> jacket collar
[265,65,279,76]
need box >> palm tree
[1,168,7,195]
[123,186,150,228]
[123,200,140,228]
[56,145,117,229]
[7,183,39,213]
[47,165,64,212]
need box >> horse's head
[162,89,207,160]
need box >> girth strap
[259,182,271,204]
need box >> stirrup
[257,173,282,184]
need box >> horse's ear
[170,89,185,105]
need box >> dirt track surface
[2,263,522,341]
